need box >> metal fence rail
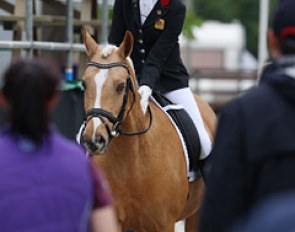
[0,41,85,51]
[0,0,109,80]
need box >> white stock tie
[139,0,158,24]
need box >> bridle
[79,61,153,145]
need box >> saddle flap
[152,91,201,173]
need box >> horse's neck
[123,101,148,132]
[99,107,149,179]
[107,102,150,158]
[101,101,185,186]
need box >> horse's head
[80,28,139,154]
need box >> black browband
[82,61,153,141]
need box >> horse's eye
[117,83,125,93]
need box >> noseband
[79,61,152,145]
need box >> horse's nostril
[95,134,105,145]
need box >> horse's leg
[177,178,204,232]
[166,223,177,232]
[184,210,200,232]
[118,223,122,232]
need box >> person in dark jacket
[199,1,295,232]
[108,0,212,166]
[0,59,118,232]
[229,191,295,232]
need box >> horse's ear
[82,27,99,58]
[117,31,134,59]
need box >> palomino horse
[80,28,216,232]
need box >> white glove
[138,85,152,114]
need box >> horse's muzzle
[83,134,108,154]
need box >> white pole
[66,0,74,81]
[258,0,269,82]
[101,0,108,44]
[0,41,85,51]
[25,0,33,57]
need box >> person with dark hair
[0,59,118,232]
[199,1,295,232]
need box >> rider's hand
[138,85,152,115]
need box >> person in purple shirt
[0,59,118,232]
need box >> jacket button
[140,49,145,53]
[141,60,145,63]
[139,29,142,34]
[139,39,143,44]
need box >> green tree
[193,0,278,57]
[183,8,203,40]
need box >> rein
[81,61,153,143]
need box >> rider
[108,0,212,179]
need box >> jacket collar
[132,0,141,27]
[133,0,171,28]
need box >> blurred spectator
[0,59,117,232]
[199,1,295,232]
[230,191,295,232]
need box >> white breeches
[164,87,212,159]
